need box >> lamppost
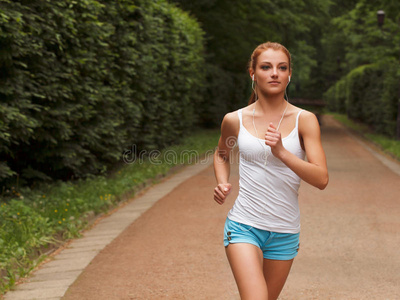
[377,10,385,28]
[377,10,400,139]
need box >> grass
[0,128,220,295]
[364,134,400,159]
[328,112,400,160]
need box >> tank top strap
[295,110,304,130]
[237,109,243,127]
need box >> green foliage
[322,0,400,137]
[337,2,398,70]
[365,133,400,159]
[131,1,206,149]
[324,59,399,136]
[198,64,249,128]
[170,0,331,116]
[324,77,348,113]
[321,0,400,88]
[0,0,205,184]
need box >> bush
[324,59,399,136]
[325,77,347,113]
[0,0,205,185]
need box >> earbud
[288,76,291,82]
[252,74,254,81]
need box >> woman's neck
[256,93,287,114]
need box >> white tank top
[227,108,305,233]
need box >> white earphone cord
[237,77,290,233]
[251,77,290,166]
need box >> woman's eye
[260,66,287,70]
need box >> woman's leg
[225,243,268,300]
[262,258,294,300]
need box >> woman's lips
[268,81,280,84]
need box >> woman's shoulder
[222,105,252,124]
[297,108,318,122]
[220,106,251,138]
[223,109,239,120]
[288,105,317,120]
[293,106,320,133]
[221,109,239,132]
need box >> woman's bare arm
[213,111,239,204]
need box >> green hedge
[324,77,347,114]
[0,0,205,185]
[324,59,399,136]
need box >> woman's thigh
[263,258,294,300]
[225,243,268,300]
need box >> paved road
[5,115,400,299]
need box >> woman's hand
[214,183,232,205]
[265,122,285,158]
[264,111,328,190]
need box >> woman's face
[252,49,291,96]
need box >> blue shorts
[223,217,300,260]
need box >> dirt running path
[63,116,400,299]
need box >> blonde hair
[248,42,292,104]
